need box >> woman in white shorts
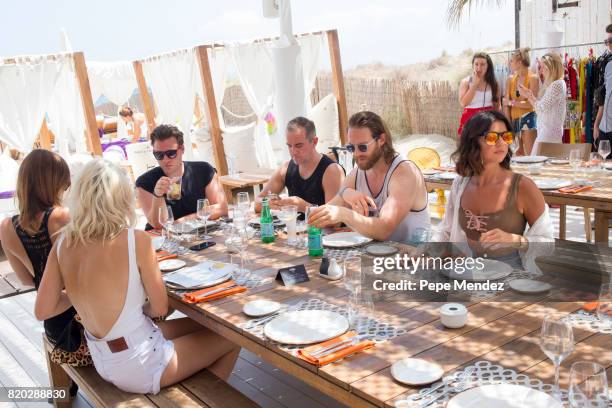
[35,159,240,394]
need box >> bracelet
[152,191,164,198]
[152,315,167,323]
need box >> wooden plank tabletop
[167,230,611,408]
[219,170,274,189]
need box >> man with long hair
[308,111,430,243]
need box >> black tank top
[12,209,81,351]
[285,154,337,206]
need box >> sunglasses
[153,149,178,160]
[345,138,378,153]
[605,39,612,45]
[483,131,513,146]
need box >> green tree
[447,0,507,27]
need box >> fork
[309,334,371,358]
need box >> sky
[0,0,514,68]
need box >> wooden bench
[219,171,274,202]
[43,337,258,408]
[0,259,35,299]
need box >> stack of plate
[163,261,233,289]
[264,310,349,345]
[512,156,548,164]
[322,232,372,248]
[440,259,513,282]
[532,178,572,190]
[248,217,285,228]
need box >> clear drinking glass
[197,198,212,240]
[569,149,582,183]
[510,134,520,156]
[226,226,250,282]
[280,205,298,246]
[568,361,609,407]
[343,255,362,295]
[159,205,175,252]
[589,152,603,173]
[237,192,250,214]
[347,290,374,330]
[598,140,610,161]
[167,176,182,200]
[539,313,575,394]
[596,283,611,330]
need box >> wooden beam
[326,29,348,145]
[132,60,156,136]
[38,119,52,150]
[195,45,228,176]
[73,52,102,156]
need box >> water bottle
[260,198,275,243]
[307,205,323,257]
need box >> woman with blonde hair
[35,159,239,394]
[518,52,566,154]
[0,149,91,368]
[504,48,539,155]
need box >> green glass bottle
[260,198,275,243]
[307,206,323,257]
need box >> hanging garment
[584,61,594,143]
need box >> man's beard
[356,146,383,170]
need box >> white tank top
[465,77,493,108]
[355,156,431,243]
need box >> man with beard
[308,111,430,243]
[255,116,345,213]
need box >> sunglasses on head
[483,131,513,146]
[345,137,378,153]
[153,149,178,160]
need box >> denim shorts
[512,111,537,133]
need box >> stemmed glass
[197,198,212,240]
[158,205,176,252]
[226,226,250,283]
[539,314,574,395]
[509,133,520,156]
[598,140,610,161]
[568,361,609,407]
[569,149,582,183]
[596,283,611,330]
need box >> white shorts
[85,318,175,394]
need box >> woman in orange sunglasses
[434,111,554,270]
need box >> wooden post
[195,45,228,176]
[133,60,156,136]
[327,29,348,145]
[73,52,102,156]
[38,120,52,150]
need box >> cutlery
[395,367,476,407]
[195,284,238,298]
[310,334,371,358]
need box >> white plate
[447,384,562,408]
[512,155,549,164]
[437,172,457,180]
[165,273,231,290]
[163,262,233,289]
[391,358,444,386]
[159,259,186,272]
[533,178,572,190]
[509,279,552,294]
[322,232,373,248]
[604,162,612,170]
[548,158,569,165]
[152,236,164,251]
[441,259,513,282]
[248,218,284,227]
[243,300,281,317]
[421,168,441,176]
[365,243,399,257]
[264,310,349,345]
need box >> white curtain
[87,61,137,106]
[47,57,87,157]
[297,34,324,112]
[229,42,277,169]
[0,56,66,152]
[142,50,197,159]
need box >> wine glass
[596,283,611,330]
[226,226,250,283]
[509,133,520,156]
[197,198,212,240]
[237,192,250,214]
[159,205,175,252]
[568,361,609,407]
[343,255,362,295]
[569,149,582,183]
[539,313,574,394]
[598,140,610,161]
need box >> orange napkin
[182,280,246,303]
[559,185,593,194]
[583,302,612,314]
[297,331,375,367]
[433,166,455,172]
[157,251,178,262]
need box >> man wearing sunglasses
[593,24,612,159]
[136,124,228,229]
[254,117,345,213]
[308,111,430,243]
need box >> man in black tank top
[255,117,345,213]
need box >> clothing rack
[488,41,606,56]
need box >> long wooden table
[168,231,611,408]
[425,163,612,243]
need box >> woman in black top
[0,149,91,367]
